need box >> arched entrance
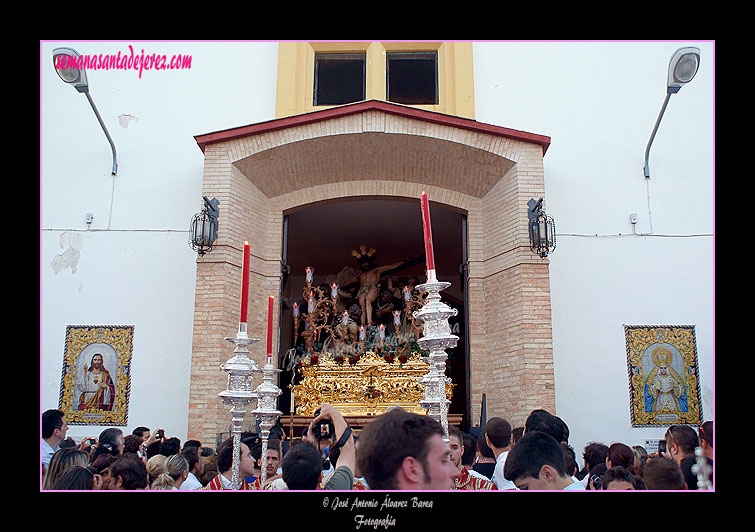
[278,197,469,428]
[189,100,554,446]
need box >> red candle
[266,295,274,356]
[420,192,436,274]
[240,241,250,323]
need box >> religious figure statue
[346,245,407,327]
[644,346,687,412]
[75,352,115,411]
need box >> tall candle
[359,325,366,341]
[420,192,436,278]
[240,241,250,323]
[293,302,299,318]
[266,296,274,362]
[342,311,349,326]
[331,282,338,299]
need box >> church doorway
[277,196,470,430]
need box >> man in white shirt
[178,446,204,490]
[504,431,586,490]
[41,409,69,468]
[485,417,517,490]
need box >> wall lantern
[189,196,220,256]
[52,47,118,176]
[643,46,701,179]
[528,197,556,259]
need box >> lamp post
[643,47,701,179]
[52,47,118,176]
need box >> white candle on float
[305,266,314,284]
[342,311,349,326]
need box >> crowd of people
[40,406,713,491]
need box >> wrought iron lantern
[189,196,220,256]
[528,197,556,259]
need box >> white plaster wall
[40,41,279,442]
[473,41,714,466]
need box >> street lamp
[52,47,118,176]
[528,197,556,259]
[189,196,220,256]
[643,47,701,179]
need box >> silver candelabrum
[414,272,458,440]
[251,355,282,487]
[219,322,282,490]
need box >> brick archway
[189,101,554,444]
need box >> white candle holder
[414,275,458,440]
[218,322,262,490]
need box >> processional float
[218,192,458,488]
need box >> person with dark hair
[53,465,104,490]
[485,417,516,490]
[158,436,181,457]
[473,431,496,480]
[123,434,143,457]
[182,439,202,451]
[643,455,685,490]
[699,420,713,460]
[282,441,326,490]
[461,433,477,470]
[579,441,609,486]
[606,442,639,475]
[664,424,704,489]
[357,407,458,490]
[249,438,282,489]
[179,446,204,490]
[503,431,585,490]
[561,444,579,482]
[602,465,640,490]
[202,437,256,490]
[555,416,569,444]
[524,409,564,443]
[449,426,495,490]
[586,463,607,490]
[132,426,151,442]
[41,409,69,468]
[511,426,524,447]
[90,454,116,490]
[108,453,148,490]
[281,403,355,490]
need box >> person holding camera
[281,403,355,490]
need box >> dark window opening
[314,53,365,106]
[387,52,438,105]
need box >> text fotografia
[324,494,433,529]
[54,45,192,79]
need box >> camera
[87,438,97,445]
[311,410,335,441]
[658,439,667,454]
[312,418,334,440]
[156,429,165,440]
